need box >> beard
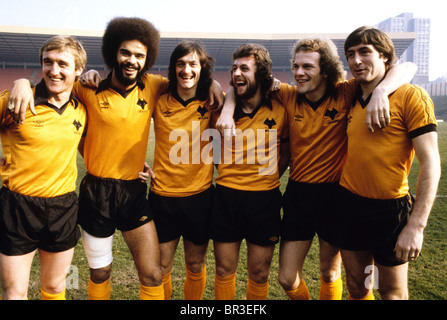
[235,81,259,100]
[114,62,146,87]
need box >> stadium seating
[0,69,42,92]
[0,68,293,94]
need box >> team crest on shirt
[137,99,149,114]
[264,118,276,129]
[294,114,304,122]
[196,105,209,119]
[325,108,339,120]
[324,108,341,124]
[137,99,147,109]
[73,119,83,131]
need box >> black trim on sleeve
[409,124,437,140]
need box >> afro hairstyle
[102,17,160,73]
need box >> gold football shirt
[150,92,214,197]
[74,73,168,180]
[215,99,289,191]
[0,81,87,197]
[275,80,356,183]
[340,84,437,199]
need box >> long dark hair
[167,40,215,100]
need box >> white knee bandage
[81,228,114,269]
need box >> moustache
[121,62,141,71]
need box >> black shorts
[333,185,414,267]
[77,173,152,238]
[0,187,80,255]
[210,184,281,247]
[148,187,213,245]
[281,180,339,243]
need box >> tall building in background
[377,13,430,84]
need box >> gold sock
[348,291,375,300]
[214,273,236,300]
[285,279,310,300]
[319,276,343,300]
[41,288,66,300]
[88,278,111,300]
[140,283,164,300]
[184,265,207,300]
[162,270,173,300]
[246,278,269,300]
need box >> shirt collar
[234,98,272,122]
[354,75,386,109]
[34,79,79,114]
[96,71,145,97]
[172,90,198,107]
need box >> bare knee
[320,266,341,283]
[345,275,370,299]
[319,253,342,283]
[41,278,66,295]
[378,284,408,300]
[215,262,236,278]
[278,271,299,291]
[248,263,270,284]
[139,264,163,287]
[185,251,206,274]
[185,260,206,274]
[319,240,342,283]
[1,286,28,300]
[90,264,112,284]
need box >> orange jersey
[276,80,356,183]
[0,82,87,197]
[74,73,168,180]
[150,92,214,197]
[215,99,289,191]
[340,84,437,199]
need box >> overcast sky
[1,0,445,81]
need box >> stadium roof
[0,25,416,72]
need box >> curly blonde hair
[292,37,345,86]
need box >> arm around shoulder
[367,62,418,132]
[8,79,35,124]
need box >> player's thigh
[376,262,409,300]
[341,249,374,296]
[246,242,275,283]
[159,238,180,274]
[213,241,241,276]
[122,221,163,285]
[318,237,342,281]
[279,239,312,280]
[122,221,160,264]
[39,248,74,292]
[183,239,208,273]
[0,250,35,299]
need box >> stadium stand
[1,26,416,94]
[0,68,41,92]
